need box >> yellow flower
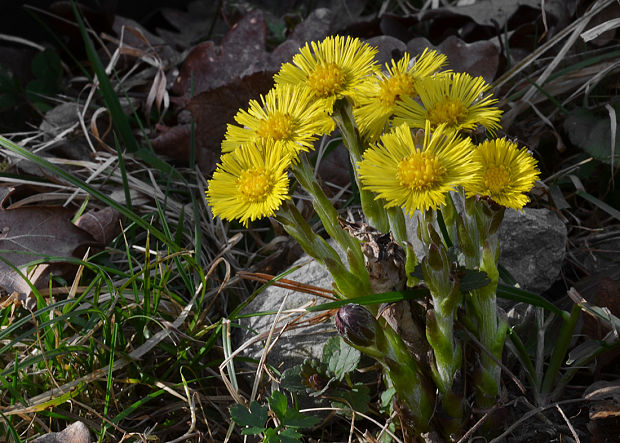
[274,35,378,110]
[358,121,478,215]
[393,73,502,133]
[206,141,291,226]
[221,84,334,157]
[354,49,448,140]
[465,138,540,209]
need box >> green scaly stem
[275,200,371,300]
[331,100,389,232]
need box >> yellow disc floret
[397,151,446,190]
[207,140,291,226]
[237,167,273,203]
[221,84,334,157]
[358,121,478,214]
[394,73,502,133]
[354,49,448,141]
[483,164,510,194]
[256,112,295,141]
[307,62,347,97]
[378,73,415,106]
[426,98,467,127]
[274,35,379,111]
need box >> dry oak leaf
[0,205,98,295]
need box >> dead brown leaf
[74,207,121,244]
[445,0,577,29]
[187,71,276,172]
[149,122,192,164]
[0,204,97,295]
[408,35,500,82]
[171,9,275,100]
[151,71,275,172]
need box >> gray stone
[498,208,567,293]
[236,242,346,369]
[33,421,90,443]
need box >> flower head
[221,84,334,157]
[358,121,478,215]
[274,35,378,110]
[465,138,540,209]
[393,73,502,133]
[355,49,448,140]
[207,140,291,226]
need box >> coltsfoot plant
[207,35,540,441]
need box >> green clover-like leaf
[230,401,268,435]
[322,336,360,381]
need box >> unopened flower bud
[335,304,377,347]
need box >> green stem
[274,200,370,300]
[386,206,407,244]
[421,239,464,427]
[540,302,581,396]
[469,240,506,408]
[338,305,434,433]
[331,100,388,232]
[379,323,434,433]
[292,156,369,289]
[387,206,419,287]
[507,328,538,389]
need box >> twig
[556,403,581,443]
[456,408,491,443]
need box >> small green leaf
[268,390,288,422]
[230,402,268,434]
[330,383,371,415]
[297,359,333,395]
[281,409,320,429]
[322,336,360,381]
[380,387,396,408]
[31,50,61,81]
[279,427,303,443]
[268,390,320,429]
[281,366,306,394]
[263,427,281,443]
[459,268,490,292]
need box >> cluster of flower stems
[206,36,540,440]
